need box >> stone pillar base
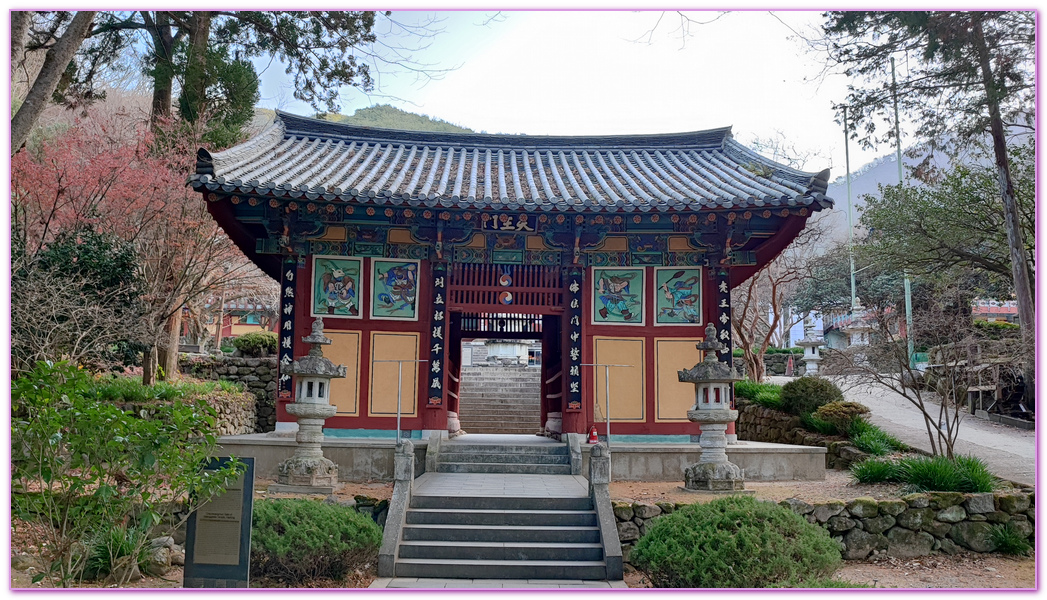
[277,455,339,492]
[683,460,747,492]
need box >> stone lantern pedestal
[269,318,347,495]
[678,324,751,494]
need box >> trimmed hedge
[630,495,840,588]
[781,377,844,416]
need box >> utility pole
[892,58,916,368]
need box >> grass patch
[851,455,996,492]
[990,523,1032,556]
[848,418,907,452]
[735,380,783,402]
[93,376,238,403]
[850,458,903,484]
[800,412,839,436]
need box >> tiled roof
[191,111,833,213]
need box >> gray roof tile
[191,111,833,213]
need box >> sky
[253,10,892,178]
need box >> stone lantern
[270,317,347,494]
[677,323,747,492]
[795,314,826,376]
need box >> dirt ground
[11,473,1034,589]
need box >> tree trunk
[11,11,31,77]
[143,344,158,386]
[142,11,175,127]
[182,11,213,122]
[972,17,1036,405]
[11,10,96,156]
[157,309,183,380]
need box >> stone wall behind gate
[179,355,278,433]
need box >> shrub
[850,458,903,484]
[990,523,1032,556]
[848,419,907,452]
[753,390,785,411]
[814,401,870,433]
[12,361,244,586]
[630,495,840,588]
[233,331,278,357]
[850,430,893,456]
[82,523,150,581]
[770,577,874,588]
[780,377,844,416]
[800,412,839,436]
[251,498,382,586]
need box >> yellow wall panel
[655,339,704,422]
[667,236,695,251]
[387,228,417,244]
[592,337,645,422]
[324,331,361,416]
[369,331,420,417]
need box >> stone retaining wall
[113,390,256,437]
[614,490,1034,567]
[735,399,869,470]
[179,355,278,433]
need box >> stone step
[410,495,592,512]
[439,443,567,455]
[438,452,569,465]
[405,508,597,527]
[393,558,608,580]
[436,462,572,475]
[397,540,604,562]
[401,524,601,544]
[453,427,541,436]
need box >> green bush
[12,361,244,586]
[734,380,783,402]
[800,412,839,436]
[753,390,785,410]
[233,331,278,357]
[82,523,150,581]
[848,419,907,453]
[630,495,841,588]
[780,377,844,416]
[990,523,1032,556]
[814,401,870,433]
[251,498,382,586]
[770,577,874,588]
[850,458,903,484]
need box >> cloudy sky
[255,10,896,177]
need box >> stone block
[617,520,640,543]
[949,521,995,552]
[886,527,935,559]
[896,508,936,532]
[925,520,952,539]
[996,493,1031,514]
[827,515,857,533]
[842,529,886,560]
[846,497,879,518]
[927,492,965,509]
[938,537,962,555]
[902,493,930,508]
[985,511,1011,524]
[862,515,896,535]
[655,502,675,514]
[613,502,635,522]
[968,514,987,521]
[633,503,662,519]
[812,501,845,523]
[878,499,907,516]
[780,498,814,515]
[1009,515,1034,539]
[936,505,966,523]
[965,493,995,514]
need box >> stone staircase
[385,437,617,580]
[457,367,541,434]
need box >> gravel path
[768,376,1036,486]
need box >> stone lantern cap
[678,323,740,384]
[285,317,347,379]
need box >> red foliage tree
[12,110,274,381]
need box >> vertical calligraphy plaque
[183,457,254,588]
[565,266,583,412]
[427,263,448,407]
[277,257,297,401]
[715,268,734,410]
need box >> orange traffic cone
[587,425,599,444]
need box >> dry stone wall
[614,490,1034,568]
[734,354,806,378]
[734,398,870,469]
[179,355,278,433]
[112,391,256,436]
